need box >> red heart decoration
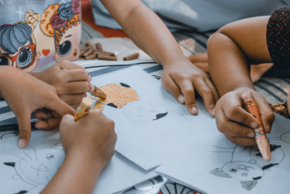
[42,49,50,56]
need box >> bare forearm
[41,149,102,194]
[101,0,185,65]
[208,33,254,96]
[208,16,272,96]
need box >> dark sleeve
[267,7,290,70]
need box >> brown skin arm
[100,0,219,117]
[208,16,272,96]
[41,149,102,194]
[207,16,275,146]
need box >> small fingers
[59,60,85,70]
[161,76,183,103]
[175,78,197,115]
[33,110,52,120]
[46,95,75,117]
[194,78,215,116]
[225,135,257,146]
[223,103,259,129]
[65,69,91,82]
[216,108,256,138]
[205,79,219,105]
[60,81,94,94]
[35,117,62,130]
[255,95,275,133]
[60,93,87,105]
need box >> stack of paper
[1,67,289,194]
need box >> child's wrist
[66,146,103,171]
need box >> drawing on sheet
[0,132,18,139]
[90,82,139,109]
[206,130,290,191]
[123,176,200,194]
[123,101,183,128]
[3,144,64,193]
[90,82,183,128]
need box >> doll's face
[54,25,81,63]
[0,41,40,72]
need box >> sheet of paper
[0,130,156,194]
[90,67,213,170]
[155,113,290,194]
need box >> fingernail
[250,121,259,129]
[178,95,185,104]
[87,75,92,82]
[247,131,255,138]
[191,107,198,115]
[90,84,95,92]
[18,139,26,149]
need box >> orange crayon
[241,91,271,161]
[74,97,93,121]
[91,86,107,99]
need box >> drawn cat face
[5,149,65,186]
[222,161,263,181]
[123,101,168,122]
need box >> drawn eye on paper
[3,146,65,193]
[206,141,286,191]
[123,101,183,128]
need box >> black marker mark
[256,144,281,157]
[153,112,168,120]
[253,176,261,180]
[107,103,118,108]
[270,144,281,152]
[120,83,130,88]
[4,162,15,167]
[14,190,28,194]
[262,163,279,170]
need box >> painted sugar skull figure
[40,0,81,63]
[0,10,41,72]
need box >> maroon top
[267,7,290,70]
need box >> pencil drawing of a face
[4,148,64,186]
[221,161,263,181]
[208,143,285,191]
[123,101,172,128]
[124,101,168,121]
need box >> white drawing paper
[90,67,213,170]
[0,129,156,194]
[155,113,290,194]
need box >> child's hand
[60,110,117,169]
[161,58,219,116]
[215,88,275,146]
[32,61,94,109]
[0,67,75,148]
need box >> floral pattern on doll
[40,0,81,63]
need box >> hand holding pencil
[214,88,275,148]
